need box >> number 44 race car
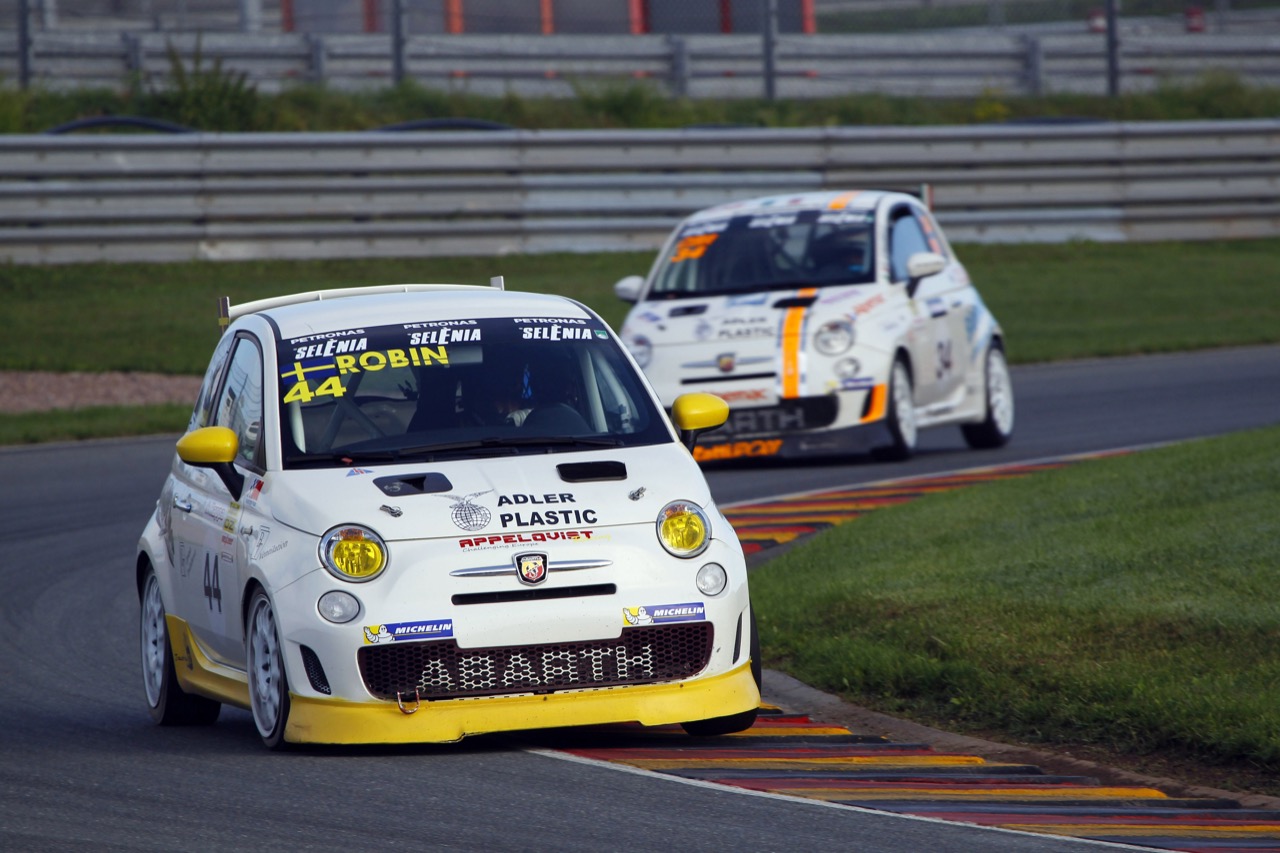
[137,281,759,749]
[614,190,1015,463]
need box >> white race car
[137,282,758,748]
[614,190,1014,462]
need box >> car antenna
[217,296,231,335]
[490,276,505,290]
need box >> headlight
[628,335,653,368]
[319,525,388,582]
[696,563,727,596]
[657,500,710,558]
[813,320,855,356]
[317,590,362,623]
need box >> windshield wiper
[288,436,626,468]
[393,435,625,460]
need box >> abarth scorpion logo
[515,552,548,585]
[437,491,493,532]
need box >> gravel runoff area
[0,371,201,414]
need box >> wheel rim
[248,597,284,737]
[987,349,1014,435]
[140,575,167,708]
[892,363,917,448]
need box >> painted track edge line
[720,440,1182,511]
[526,747,1156,852]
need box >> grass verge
[5,74,1280,133]
[3,239,1279,375]
[750,425,1280,796]
[0,404,191,445]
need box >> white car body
[615,190,1014,462]
[137,283,758,748]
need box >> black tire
[140,569,221,726]
[874,357,917,461]
[961,344,1015,449]
[681,610,761,737]
[246,590,292,750]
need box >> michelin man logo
[363,625,392,644]
[623,606,654,626]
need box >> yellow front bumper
[285,660,760,745]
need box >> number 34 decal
[936,338,953,380]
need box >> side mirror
[614,275,645,304]
[176,426,245,497]
[905,251,946,298]
[670,393,729,451]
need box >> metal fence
[4,29,1280,98]
[5,1,1280,97]
[2,119,1277,265]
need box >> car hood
[626,285,877,348]
[260,444,712,541]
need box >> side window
[213,337,265,470]
[889,209,931,284]
[191,333,236,430]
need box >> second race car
[614,189,1014,462]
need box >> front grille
[358,623,713,701]
[702,396,840,439]
[452,583,615,606]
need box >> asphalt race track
[1,345,1277,852]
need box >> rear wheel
[247,590,292,750]
[962,345,1014,449]
[681,610,761,737]
[140,569,220,726]
[876,358,917,461]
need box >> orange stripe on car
[780,288,817,399]
[827,191,860,210]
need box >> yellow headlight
[657,501,710,558]
[320,525,388,582]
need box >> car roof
[681,189,913,225]
[226,284,593,340]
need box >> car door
[888,204,968,406]
[168,333,266,665]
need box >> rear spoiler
[216,276,506,334]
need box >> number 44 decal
[203,553,223,612]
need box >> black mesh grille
[358,623,713,701]
[300,644,331,695]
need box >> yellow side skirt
[287,661,760,745]
[167,614,251,709]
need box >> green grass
[3,239,1278,377]
[0,404,191,445]
[4,73,1280,133]
[750,426,1280,793]
[0,251,653,375]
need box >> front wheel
[140,569,220,726]
[247,590,292,750]
[962,345,1015,449]
[875,358,917,461]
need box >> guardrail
[2,119,1278,264]
[4,30,1280,97]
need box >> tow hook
[396,689,421,715]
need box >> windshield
[646,208,876,299]
[276,315,669,467]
